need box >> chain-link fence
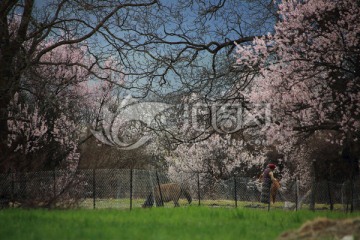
[1,169,359,211]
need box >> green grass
[78,198,344,211]
[1,207,358,240]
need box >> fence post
[234,175,238,208]
[130,168,133,210]
[93,168,96,209]
[53,169,56,207]
[197,172,201,206]
[53,170,56,197]
[11,172,15,208]
[310,159,316,211]
[295,176,299,211]
[344,180,350,213]
[155,171,164,207]
[350,177,354,213]
[267,185,271,212]
[327,180,333,211]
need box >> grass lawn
[79,198,345,211]
[0,207,358,240]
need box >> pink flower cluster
[235,0,360,152]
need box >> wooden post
[310,159,316,211]
[350,177,354,213]
[327,180,333,211]
[53,169,56,208]
[93,168,96,209]
[130,168,133,210]
[53,170,56,197]
[295,176,299,211]
[267,184,271,212]
[234,175,238,208]
[328,163,333,211]
[197,172,201,206]
[11,172,15,208]
[156,171,163,207]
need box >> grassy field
[1,207,358,240]
[79,198,345,210]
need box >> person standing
[259,163,278,204]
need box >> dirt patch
[278,217,360,240]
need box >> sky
[29,0,277,98]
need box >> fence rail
[0,169,359,212]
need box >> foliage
[165,134,266,188]
[236,0,360,150]
[0,0,157,171]
[1,0,277,164]
[235,0,360,183]
[7,94,79,171]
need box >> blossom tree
[235,0,360,178]
[2,40,127,207]
[7,93,80,171]
[165,134,266,184]
[0,0,158,171]
[3,40,90,171]
[2,8,129,171]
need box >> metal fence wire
[0,169,359,211]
